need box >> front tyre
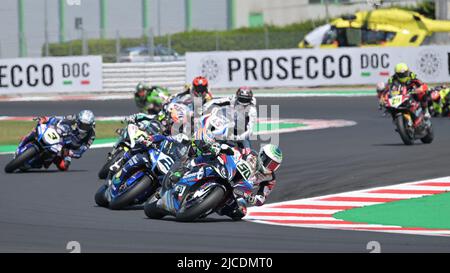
[98,149,125,179]
[109,175,155,210]
[421,124,434,144]
[94,184,109,207]
[395,115,414,145]
[4,146,38,173]
[176,186,225,222]
[144,197,167,219]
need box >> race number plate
[389,95,403,108]
[43,128,61,145]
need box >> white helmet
[76,110,95,133]
[376,82,386,92]
[258,144,283,173]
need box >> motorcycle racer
[134,82,151,111]
[17,110,96,171]
[170,76,213,114]
[376,81,387,110]
[167,131,282,220]
[202,87,257,149]
[216,144,283,220]
[385,63,430,119]
[429,85,450,117]
[134,82,170,114]
[124,111,169,136]
[110,133,189,184]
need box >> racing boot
[216,198,248,221]
[55,156,71,171]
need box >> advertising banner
[0,55,103,94]
[186,46,450,88]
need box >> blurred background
[0,0,446,62]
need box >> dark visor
[78,122,91,131]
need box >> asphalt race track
[2,97,450,252]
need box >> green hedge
[45,3,435,62]
[46,19,326,63]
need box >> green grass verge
[0,120,123,146]
[334,191,450,230]
[0,120,306,146]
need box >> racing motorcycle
[4,118,70,173]
[383,84,434,145]
[97,119,162,179]
[94,135,190,210]
[429,88,450,117]
[144,143,253,222]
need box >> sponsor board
[186,46,450,88]
[0,56,102,94]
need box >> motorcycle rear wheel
[395,115,414,145]
[4,146,38,173]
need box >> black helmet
[236,87,253,105]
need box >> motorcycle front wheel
[4,146,39,173]
[421,124,434,144]
[94,184,109,207]
[144,194,167,219]
[109,175,155,210]
[175,186,225,222]
[98,148,125,179]
[395,115,414,145]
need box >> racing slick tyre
[94,184,110,207]
[421,125,434,144]
[395,115,414,145]
[98,149,125,179]
[176,186,225,222]
[109,175,155,210]
[4,146,38,173]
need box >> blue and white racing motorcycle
[4,118,69,173]
[144,145,253,222]
[95,136,190,210]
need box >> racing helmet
[76,110,95,133]
[192,76,209,98]
[236,87,254,106]
[394,63,410,84]
[376,82,386,93]
[431,90,441,102]
[135,82,148,103]
[258,144,283,174]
